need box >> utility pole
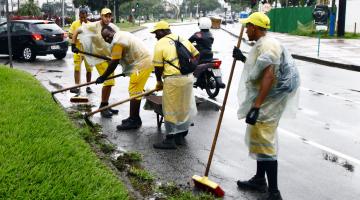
[6,0,13,68]
[337,0,347,37]
[62,0,65,27]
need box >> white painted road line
[195,91,360,166]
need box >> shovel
[51,73,125,103]
[84,88,161,127]
[192,25,246,197]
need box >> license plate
[50,45,60,50]
[212,69,222,77]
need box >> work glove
[155,81,163,90]
[71,43,79,53]
[246,107,259,125]
[233,46,246,63]
[95,76,106,84]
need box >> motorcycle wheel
[205,71,220,98]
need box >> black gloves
[95,76,106,84]
[233,46,246,63]
[246,107,259,125]
[71,43,79,53]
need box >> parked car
[0,20,68,62]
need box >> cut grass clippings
[0,66,129,199]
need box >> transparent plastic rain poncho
[163,74,197,135]
[109,31,153,75]
[237,36,300,161]
[77,21,119,66]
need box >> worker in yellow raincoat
[71,8,120,118]
[150,21,199,149]
[68,7,93,94]
[233,12,300,200]
[95,25,153,130]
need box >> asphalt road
[4,23,360,200]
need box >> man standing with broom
[69,7,93,94]
[233,12,300,200]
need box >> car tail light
[32,33,43,41]
[212,60,222,69]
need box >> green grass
[116,21,146,32]
[0,66,129,199]
[290,22,360,39]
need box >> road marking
[195,91,360,166]
[279,127,360,166]
[301,86,360,104]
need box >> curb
[220,27,360,72]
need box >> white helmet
[198,17,212,29]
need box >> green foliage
[72,0,87,8]
[128,167,155,182]
[157,182,217,200]
[0,66,129,199]
[18,0,41,16]
[182,0,221,15]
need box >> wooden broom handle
[204,25,245,177]
[84,88,160,117]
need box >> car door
[0,22,9,54]
[11,22,30,54]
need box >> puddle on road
[49,81,63,90]
[70,103,94,112]
[309,89,325,96]
[44,69,63,73]
[349,89,360,93]
[323,152,355,172]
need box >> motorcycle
[193,58,226,98]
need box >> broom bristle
[192,175,225,197]
[70,96,89,103]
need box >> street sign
[316,25,328,31]
[313,5,330,26]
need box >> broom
[192,25,245,197]
[50,50,116,103]
[84,88,161,127]
[51,73,125,103]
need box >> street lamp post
[6,0,13,68]
[62,0,65,28]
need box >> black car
[0,20,68,61]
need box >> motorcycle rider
[189,17,214,64]
[189,17,225,89]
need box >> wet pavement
[4,22,360,200]
[221,23,360,71]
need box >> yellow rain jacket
[237,36,300,160]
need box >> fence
[268,7,314,33]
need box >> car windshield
[34,23,61,32]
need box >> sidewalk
[221,23,360,72]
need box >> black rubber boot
[236,176,267,192]
[116,117,142,130]
[153,135,177,149]
[265,190,282,200]
[109,108,119,114]
[86,87,93,94]
[99,102,113,118]
[70,88,80,94]
[174,133,185,145]
[121,116,132,123]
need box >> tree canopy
[18,0,41,16]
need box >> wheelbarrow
[144,95,163,129]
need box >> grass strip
[0,66,129,199]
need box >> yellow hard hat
[101,8,112,15]
[240,12,270,29]
[150,21,170,33]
